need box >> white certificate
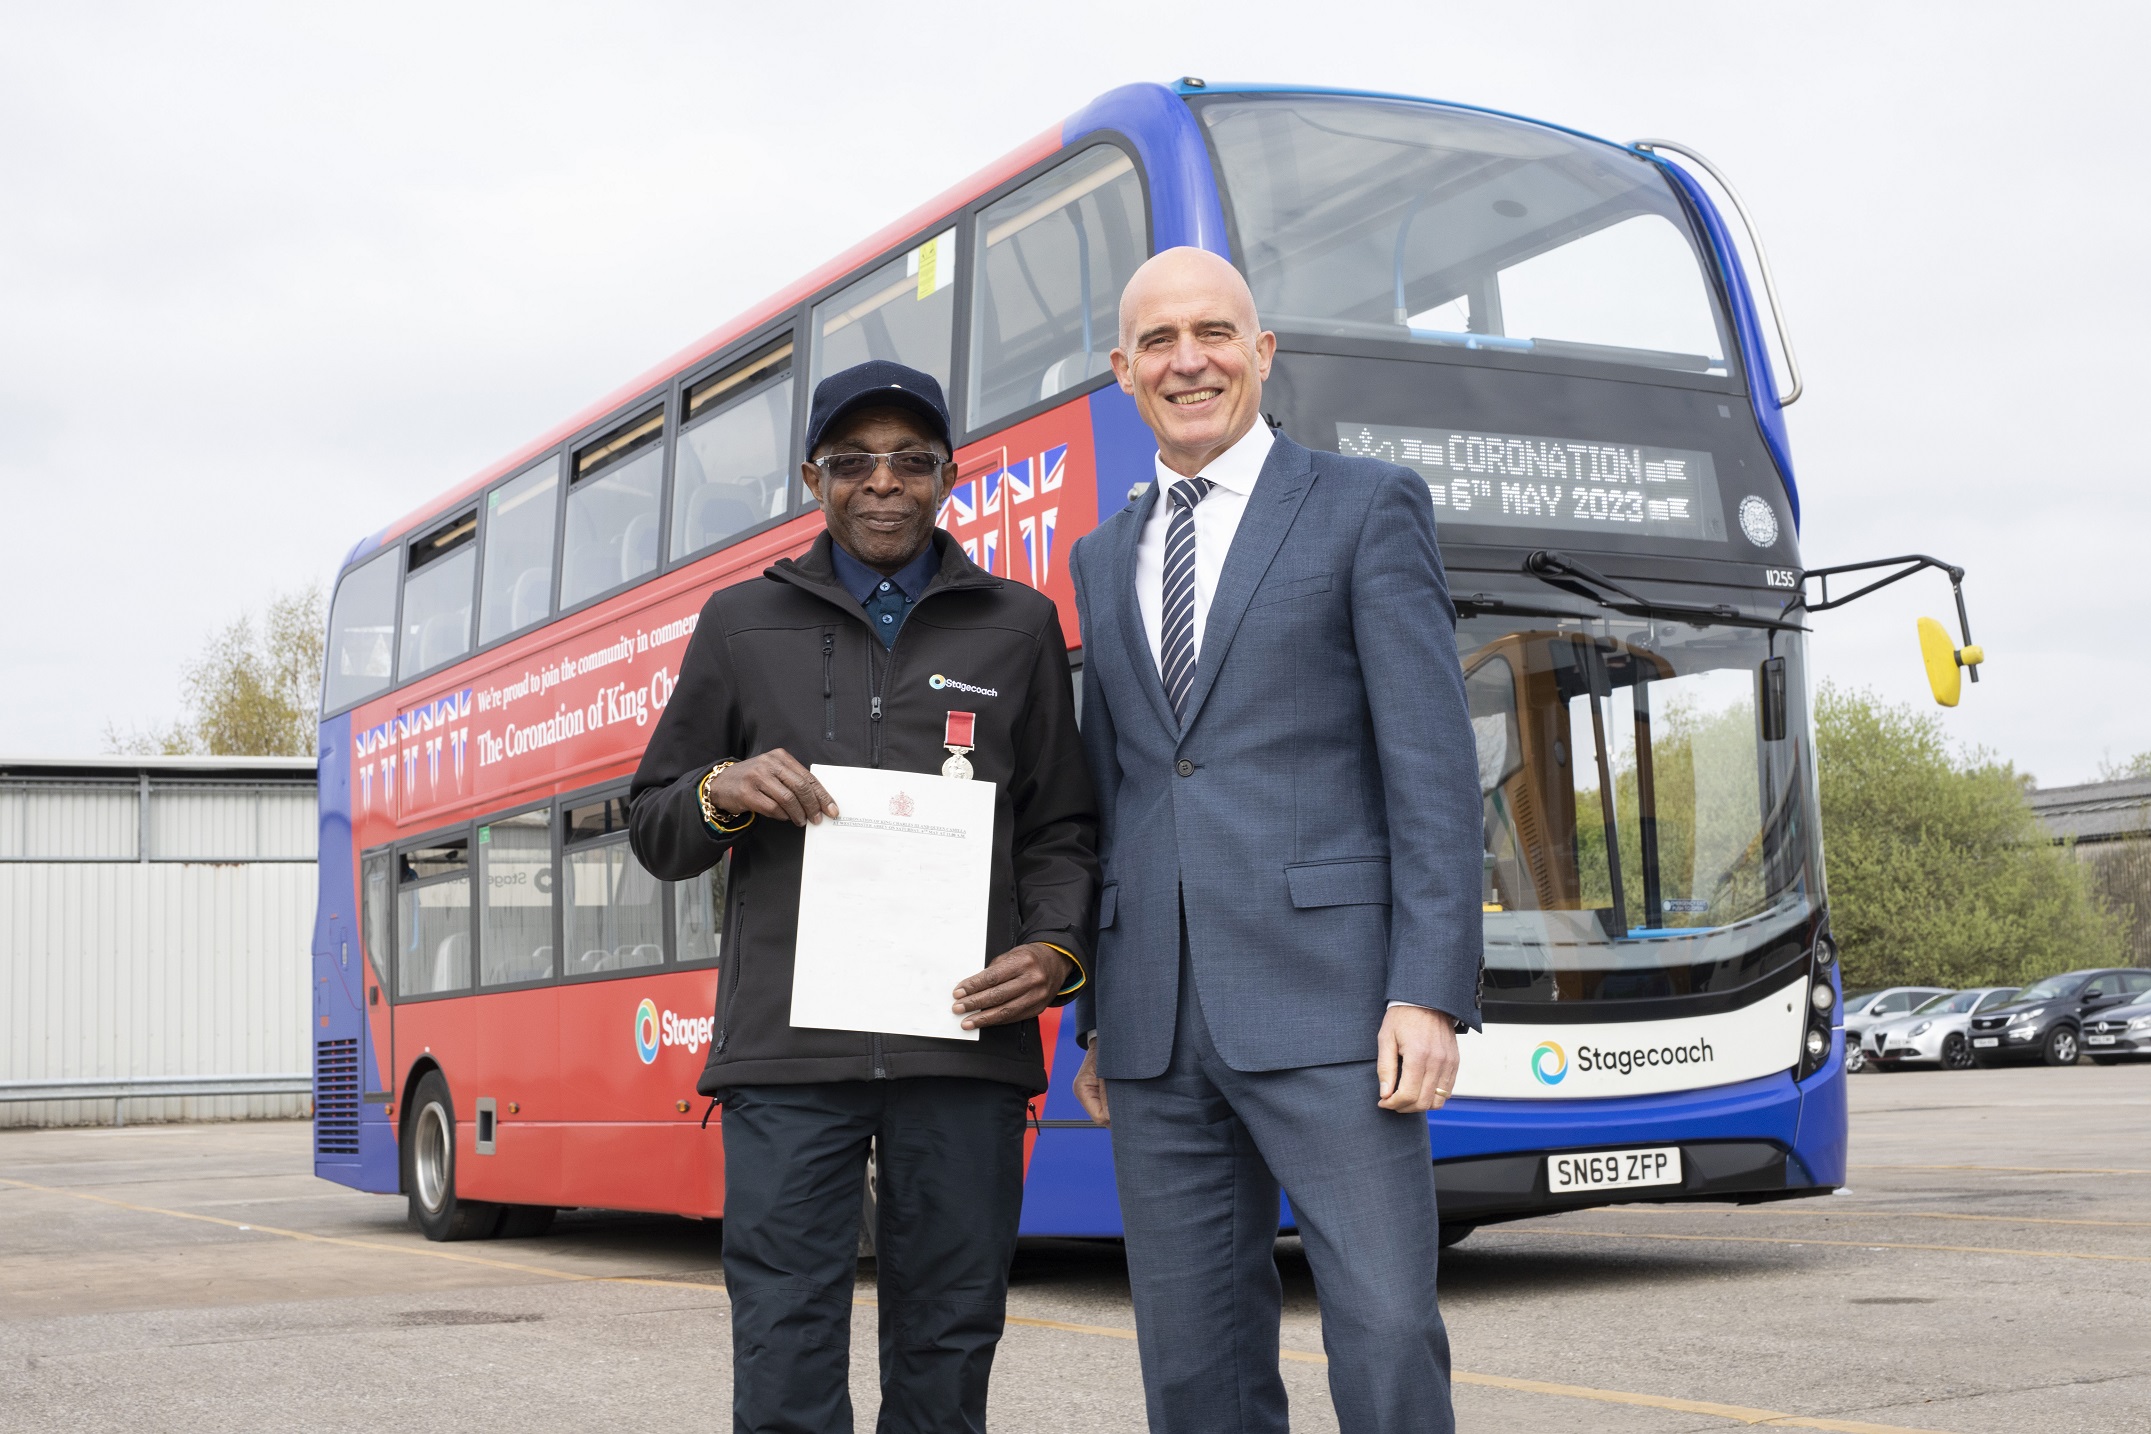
[790,764,998,1042]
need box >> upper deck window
[562,407,664,610]
[969,146,1149,427]
[811,230,959,409]
[324,550,398,712]
[478,456,560,645]
[675,339,793,560]
[1200,97,1730,376]
[399,510,478,680]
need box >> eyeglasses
[813,450,949,483]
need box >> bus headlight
[1804,1028,1828,1061]
[1810,983,1834,1012]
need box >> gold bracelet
[698,761,754,835]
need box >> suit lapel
[1178,435,1316,733]
[1105,484,1179,735]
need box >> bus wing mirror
[1918,616,1985,707]
[1759,656,1788,742]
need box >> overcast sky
[3,2,2143,784]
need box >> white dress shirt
[1134,420,1274,672]
[1126,419,1431,1019]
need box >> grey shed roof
[2028,777,2151,843]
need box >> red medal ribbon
[943,710,976,750]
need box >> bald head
[1110,247,1277,477]
[1116,247,1261,351]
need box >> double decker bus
[314,79,1860,1241]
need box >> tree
[106,587,325,758]
[1814,684,2121,990]
[2097,751,2151,781]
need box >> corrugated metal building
[2030,776,2151,966]
[1,756,317,1127]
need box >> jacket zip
[865,624,907,1079]
[713,896,748,1055]
[821,629,836,740]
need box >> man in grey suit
[1067,247,1483,1434]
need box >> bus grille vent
[314,1038,361,1158]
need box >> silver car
[1867,987,2021,1071]
[1843,987,1952,1072]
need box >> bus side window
[361,850,392,991]
[812,228,959,404]
[400,510,479,680]
[674,340,794,563]
[969,145,1148,427]
[562,797,663,976]
[324,551,399,712]
[479,812,555,987]
[397,836,472,998]
[562,408,664,611]
[671,853,728,966]
[478,457,561,645]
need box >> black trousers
[719,1078,1030,1434]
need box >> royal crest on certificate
[790,764,997,1042]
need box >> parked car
[2083,995,2151,1064]
[1843,987,1953,1072]
[1966,968,2151,1067]
[1867,987,2020,1070]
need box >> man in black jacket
[629,360,1097,1434]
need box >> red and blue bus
[314,79,1850,1241]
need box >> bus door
[551,793,724,1216]
[462,807,564,1206]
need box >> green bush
[1816,684,2121,989]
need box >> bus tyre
[1941,1034,1975,1071]
[1438,1223,1476,1249]
[405,1071,503,1241]
[2043,1027,2079,1067]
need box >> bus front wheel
[404,1071,503,1241]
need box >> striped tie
[1160,477,1214,723]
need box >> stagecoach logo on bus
[1531,1041,1568,1086]
[353,689,472,814]
[938,443,1067,586]
[1530,1035,1717,1087]
[635,998,713,1064]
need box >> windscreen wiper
[1523,550,1806,631]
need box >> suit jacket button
[1176,759,1194,777]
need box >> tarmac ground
[2,1063,2146,1433]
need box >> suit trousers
[718,1078,1029,1434]
[1105,947,1455,1434]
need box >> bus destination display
[1337,423,1727,542]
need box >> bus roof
[357,81,1794,566]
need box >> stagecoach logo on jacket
[938,443,1066,587]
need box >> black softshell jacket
[628,530,1097,1097]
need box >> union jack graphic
[1019,507,1060,585]
[945,479,976,526]
[939,439,1085,595]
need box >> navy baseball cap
[805,360,953,455]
